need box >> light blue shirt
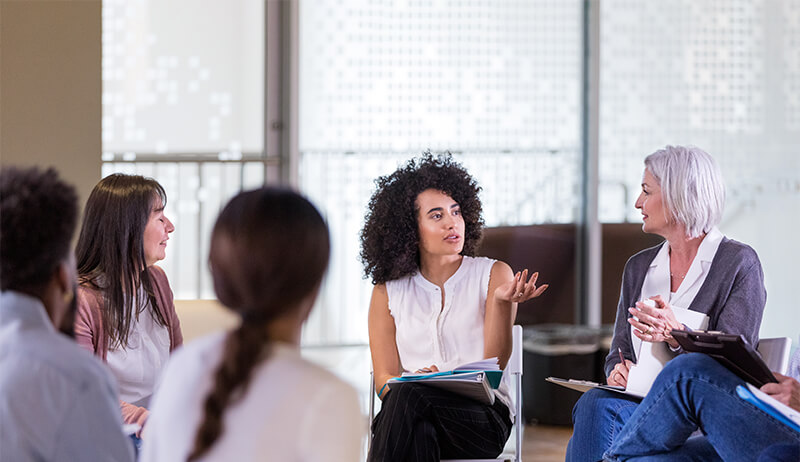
[788,346,800,382]
[0,291,133,462]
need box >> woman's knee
[665,352,715,373]
[382,383,433,414]
[572,389,638,425]
[659,353,726,385]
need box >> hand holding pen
[607,347,634,388]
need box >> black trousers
[368,383,512,462]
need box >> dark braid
[186,187,330,460]
[187,323,267,461]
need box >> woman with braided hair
[141,188,363,461]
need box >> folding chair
[757,337,792,375]
[368,325,524,462]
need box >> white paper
[454,357,499,371]
[626,306,709,396]
[401,357,500,377]
[122,423,141,436]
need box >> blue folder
[390,370,503,389]
[736,384,800,433]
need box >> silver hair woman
[644,145,725,239]
[566,145,767,462]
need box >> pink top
[75,265,183,427]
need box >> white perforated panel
[299,0,584,344]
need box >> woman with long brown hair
[141,188,362,461]
[74,173,182,442]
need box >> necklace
[670,272,686,279]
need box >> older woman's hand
[628,295,683,348]
[607,359,634,388]
[494,269,548,304]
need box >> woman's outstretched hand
[495,269,548,304]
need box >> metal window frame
[578,0,602,327]
[264,0,299,186]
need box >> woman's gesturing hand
[494,269,548,304]
[628,295,682,348]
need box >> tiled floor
[302,344,573,461]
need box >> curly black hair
[360,153,484,284]
[0,167,78,292]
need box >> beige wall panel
[0,0,102,207]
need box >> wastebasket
[522,324,600,426]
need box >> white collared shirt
[632,227,724,359]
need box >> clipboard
[545,377,643,399]
[671,330,777,387]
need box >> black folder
[671,330,778,387]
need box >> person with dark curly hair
[0,167,133,461]
[362,153,548,461]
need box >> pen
[618,347,625,365]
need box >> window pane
[102,0,263,154]
[102,0,265,299]
[299,0,584,345]
[598,0,800,339]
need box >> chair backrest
[174,299,239,343]
[508,325,523,375]
[757,337,792,375]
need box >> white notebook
[625,306,709,397]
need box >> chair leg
[515,373,523,462]
[368,372,375,454]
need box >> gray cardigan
[605,237,767,377]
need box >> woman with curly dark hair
[363,153,548,461]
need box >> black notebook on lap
[671,330,778,387]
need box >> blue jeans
[565,388,640,461]
[129,433,142,459]
[604,353,800,462]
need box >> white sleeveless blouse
[386,256,513,417]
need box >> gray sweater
[605,237,767,377]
